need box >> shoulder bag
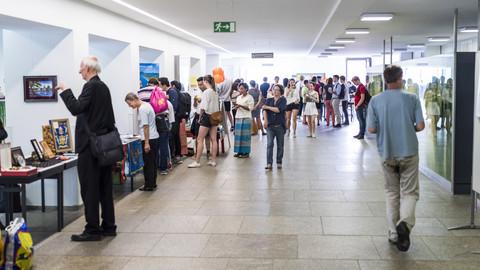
[85,121,124,166]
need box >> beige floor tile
[343,190,386,202]
[239,216,323,235]
[33,256,131,270]
[294,190,346,202]
[322,217,387,236]
[273,259,360,270]
[196,189,253,201]
[358,260,480,270]
[196,201,270,216]
[148,234,210,257]
[298,235,380,259]
[268,202,312,216]
[227,259,274,270]
[310,202,373,217]
[201,235,297,258]
[35,233,80,256]
[134,215,209,233]
[122,258,228,270]
[422,236,480,261]
[251,190,295,201]
[202,216,244,234]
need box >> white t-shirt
[199,88,220,114]
[235,94,255,119]
[138,102,159,141]
[285,87,300,105]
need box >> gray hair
[125,92,139,102]
[82,56,102,73]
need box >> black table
[0,158,78,232]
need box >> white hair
[82,56,102,73]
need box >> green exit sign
[213,21,236,33]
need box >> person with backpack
[171,80,191,157]
[340,76,350,126]
[352,76,370,139]
[160,78,182,164]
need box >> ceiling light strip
[307,0,342,55]
[111,0,232,54]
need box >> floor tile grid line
[143,233,167,257]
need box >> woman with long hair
[324,77,335,126]
[233,83,255,158]
[188,75,220,168]
[304,82,320,137]
[284,79,300,138]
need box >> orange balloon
[212,67,224,77]
[214,74,224,84]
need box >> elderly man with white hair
[56,56,117,242]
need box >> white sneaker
[188,161,201,168]
[208,161,217,167]
[312,134,317,138]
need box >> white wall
[206,54,221,75]
[220,55,348,83]
[0,0,207,206]
[472,52,480,194]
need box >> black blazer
[60,75,116,153]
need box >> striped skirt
[234,118,252,154]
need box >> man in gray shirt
[367,65,425,252]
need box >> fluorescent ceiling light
[345,28,370,34]
[329,44,345,49]
[459,26,478,33]
[361,13,394,21]
[111,0,232,54]
[325,49,338,52]
[394,48,408,52]
[318,55,328,58]
[335,38,356,43]
[428,37,450,42]
[408,43,426,48]
[321,52,333,56]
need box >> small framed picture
[23,76,58,102]
[30,139,45,161]
[49,119,73,153]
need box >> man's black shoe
[396,221,411,252]
[139,186,156,191]
[334,124,342,128]
[102,230,117,237]
[71,232,102,242]
[353,135,360,138]
[356,136,365,140]
[342,122,349,126]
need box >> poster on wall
[139,63,160,88]
[23,76,58,102]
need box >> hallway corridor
[34,124,480,269]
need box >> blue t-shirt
[264,96,287,128]
[367,89,424,160]
[260,82,270,98]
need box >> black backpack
[176,89,191,120]
[338,84,346,99]
[364,89,372,104]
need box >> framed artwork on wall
[23,75,58,102]
[49,118,73,153]
[139,63,160,88]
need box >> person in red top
[352,76,367,139]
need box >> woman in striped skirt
[233,82,255,158]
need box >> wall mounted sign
[214,22,236,33]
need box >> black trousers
[342,100,349,124]
[142,138,159,188]
[170,118,181,157]
[78,147,116,234]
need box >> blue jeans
[356,106,367,136]
[267,125,285,165]
[157,131,170,171]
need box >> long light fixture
[329,44,345,49]
[111,0,232,54]
[394,48,408,52]
[361,13,394,21]
[335,38,356,43]
[325,49,338,52]
[321,52,333,56]
[345,28,370,35]
[407,43,426,49]
[428,37,450,42]
[459,26,478,33]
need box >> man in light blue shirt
[367,65,425,252]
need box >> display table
[0,157,78,232]
[120,136,143,191]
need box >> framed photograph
[11,146,26,167]
[49,118,73,153]
[139,63,159,88]
[30,139,45,161]
[40,140,55,159]
[23,75,58,102]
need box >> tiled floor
[34,123,480,269]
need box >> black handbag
[155,114,170,133]
[86,124,124,167]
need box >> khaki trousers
[332,99,342,125]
